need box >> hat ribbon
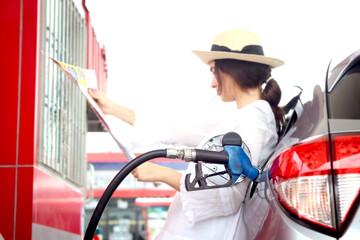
[211,44,264,56]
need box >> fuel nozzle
[166,132,242,164]
[166,132,244,191]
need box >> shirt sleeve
[130,106,221,150]
[233,104,278,166]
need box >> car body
[237,49,360,239]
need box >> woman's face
[209,61,237,102]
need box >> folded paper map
[51,58,136,161]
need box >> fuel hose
[84,149,166,240]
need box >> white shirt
[155,100,278,240]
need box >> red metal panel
[89,189,176,198]
[134,200,172,207]
[98,47,107,92]
[33,168,83,235]
[18,0,40,165]
[87,152,183,162]
[0,168,16,240]
[87,152,133,162]
[83,7,107,92]
[15,167,34,240]
[0,0,21,165]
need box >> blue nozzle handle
[224,145,259,183]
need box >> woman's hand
[132,162,165,182]
[88,89,116,115]
[88,89,136,126]
[132,162,182,191]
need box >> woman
[89,29,284,239]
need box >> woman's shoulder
[238,100,273,118]
[232,100,276,133]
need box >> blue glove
[224,145,260,184]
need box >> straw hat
[193,29,284,68]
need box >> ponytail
[261,78,284,134]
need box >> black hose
[84,149,167,240]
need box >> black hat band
[211,44,264,56]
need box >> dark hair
[214,59,284,134]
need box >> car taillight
[270,134,360,235]
[332,134,360,230]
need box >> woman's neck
[235,88,261,109]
